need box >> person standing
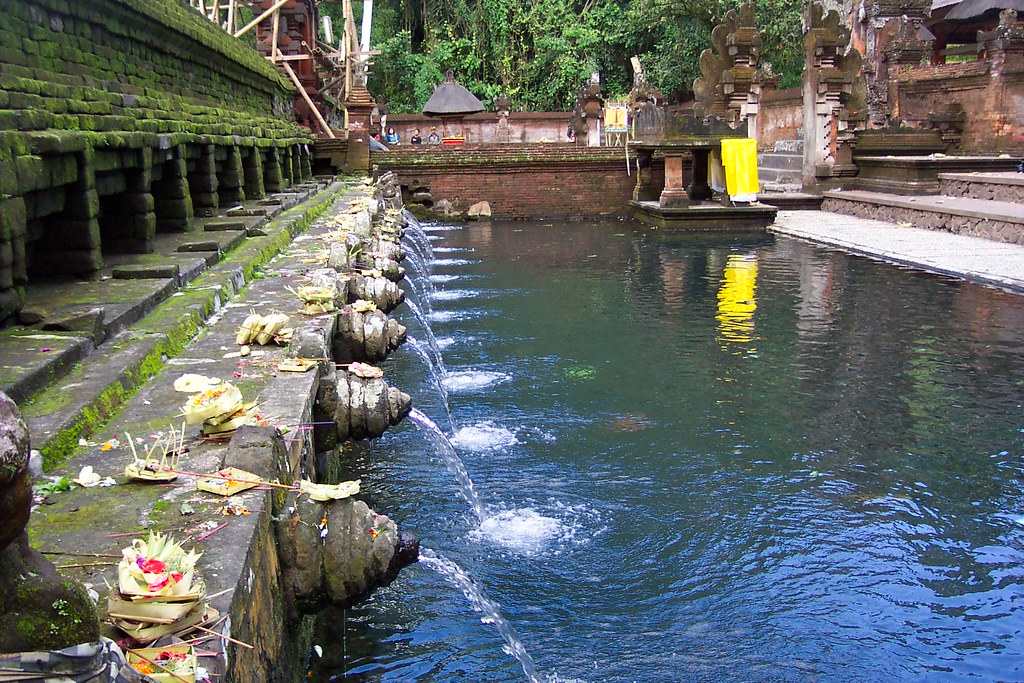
[426,126,441,143]
[410,128,423,145]
[384,127,400,145]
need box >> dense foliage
[319,0,803,114]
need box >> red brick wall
[896,61,1024,153]
[757,88,803,150]
[373,145,636,219]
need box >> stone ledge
[13,181,341,467]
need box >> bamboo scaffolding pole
[234,0,290,38]
[270,7,280,61]
[226,0,235,33]
[280,60,336,139]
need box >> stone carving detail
[692,1,762,135]
[276,493,418,616]
[803,2,867,182]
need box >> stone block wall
[939,175,1024,203]
[385,112,573,144]
[822,195,1024,244]
[0,0,316,322]
[371,145,635,219]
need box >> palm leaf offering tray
[195,467,262,497]
[126,644,197,682]
[299,478,360,502]
[174,374,260,438]
[235,310,290,345]
[108,532,213,645]
[288,285,336,315]
[124,425,187,482]
[278,358,317,373]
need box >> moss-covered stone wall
[0,0,317,322]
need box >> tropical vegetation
[319,0,805,114]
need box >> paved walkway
[771,210,1024,293]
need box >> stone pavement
[771,209,1024,294]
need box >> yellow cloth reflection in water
[717,253,758,346]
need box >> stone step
[821,189,1024,245]
[758,167,803,186]
[11,181,340,466]
[758,151,803,171]
[938,171,1024,204]
[773,139,804,154]
[758,191,823,210]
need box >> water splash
[473,508,567,555]
[443,370,511,392]
[408,409,486,523]
[419,548,543,683]
[451,423,520,451]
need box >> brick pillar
[344,95,374,173]
[153,144,194,233]
[218,145,246,204]
[290,146,302,185]
[101,148,156,254]
[660,154,689,207]
[299,144,313,180]
[264,148,284,193]
[281,147,294,188]
[243,147,265,199]
[188,143,219,210]
[42,149,103,275]
[0,196,26,321]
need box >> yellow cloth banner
[720,138,760,199]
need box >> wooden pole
[235,0,290,38]
[280,60,336,139]
[270,7,281,60]
[226,0,235,33]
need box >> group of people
[382,125,441,145]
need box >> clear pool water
[312,221,1024,682]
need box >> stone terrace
[0,0,317,322]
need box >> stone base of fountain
[630,199,777,231]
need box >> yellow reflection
[717,253,758,347]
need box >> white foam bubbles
[451,423,519,451]
[433,258,478,267]
[443,370,510,392]
[473,508,570,555]
[429,274,461,283]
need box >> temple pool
[313,221,1024,682]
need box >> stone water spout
[335,371,412,440]
[335,306,407,364]
[219,427,418,619]
[287,317,410,442]
[275,493,419,616]
[346,271,405,312]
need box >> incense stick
[192,624,254,650]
